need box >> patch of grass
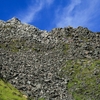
[62,43,69,54]
[38,98,45,100]
[0,79,27,100]
[60,59,100,100]
[0,39,35,53]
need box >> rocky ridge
[0,18,100,100]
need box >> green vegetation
[0,78,45,100]
[38,98,45,100]
[0,39,35,53]
[0,79,27,100]
[62,43,69,54]
[60,59,100,100]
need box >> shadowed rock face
[0,18,100,100]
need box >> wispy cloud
[56,0,100,29]
[17,0,54,23]
[46,0,54,5]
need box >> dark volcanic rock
[0,18,100,100]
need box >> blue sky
[0,0,100,32]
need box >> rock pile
[0,18,100,100]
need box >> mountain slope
[0,17,100,100]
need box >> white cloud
[56,0,100,29]
[46,0,54,5]
[17,0,54,23]
[66,0,81,14]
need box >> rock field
[0,18,100,100]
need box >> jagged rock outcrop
[0,17,100,100]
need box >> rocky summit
[0,17,100,100]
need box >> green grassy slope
[0,79,27,100]
[60,59,100,100]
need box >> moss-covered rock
[60,59,100,100]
